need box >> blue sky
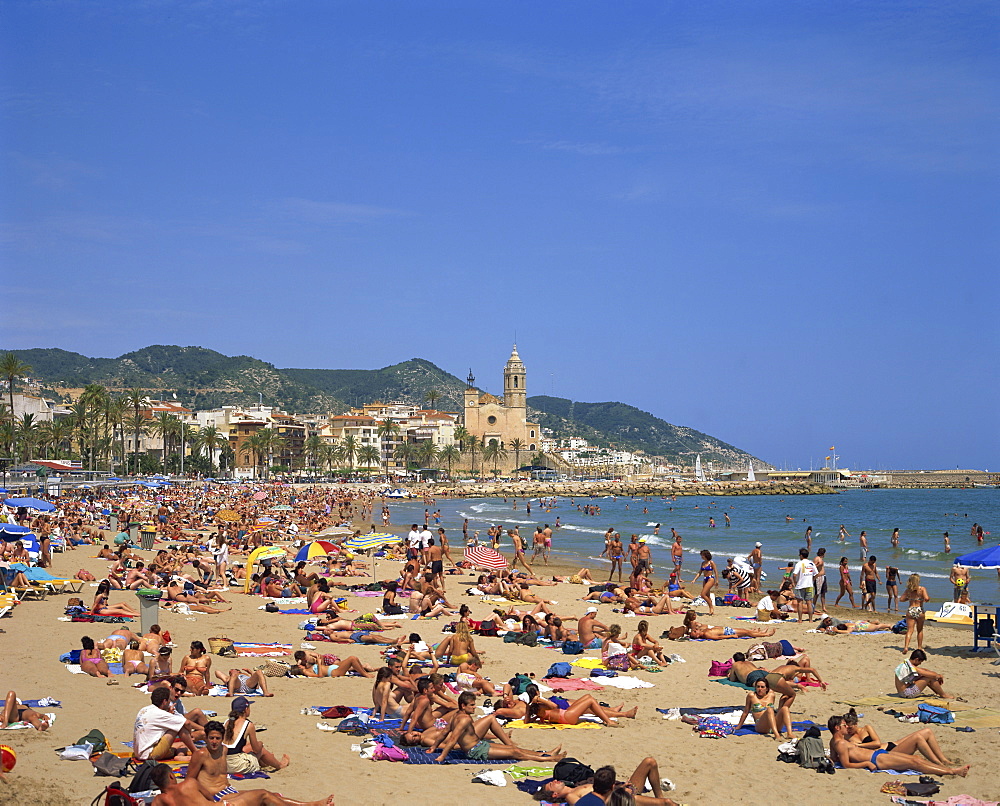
[2,1,998,470]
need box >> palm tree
[107,396,128,470]
[357,444,380,475]
[195,425,223,469]
[49,418,74,460]
[240,432,266,479]
[122,388,147,474]
[15,413,40,461]
[464,434,483,478]
[425,389,441,410]
[483,439,508,478]
[509,438,525,473]
[123,411,148,472]
[319,442,341,474]
[438,444,461,479]
[395,440,416,473]
[79,384,108,470]
[150,412,179,465]
[453,425,470,451]
[341,434,358,470]
[304,433,324,476]
[1,353,31,463]
[376,419,400,474]
[416,440,438,470]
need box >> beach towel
[570,658,606,670]
[733,720,822,737]
[713,679,753,691]
[385,746,509,765]
[506,717,604,730]
[505,765,556,780]
[233,642,292,657]
[66,663,125,675]
[599,676,654,690]
[835,694,973,711]
[952,708,1000,729]
[806,629,890,636]
[278,608,314,615]
[23,699,61,708]
[209,685,263,697]
[543,679,603,692]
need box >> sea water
[385,487,999,608]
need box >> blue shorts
[214,787,239,801]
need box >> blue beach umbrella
[3,497,56,512]
[955,544,1000,569]
[0,523,34,540]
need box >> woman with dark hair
[222,697,289,774]
[92,580,140,617]
[843,707,955,766]
[79,635,112,678]
[381,581,404,615]
[526,691,637,727]
[631,621,668,666]
[734,677,794,740]
[180,641,212,695]
[894,649,958,699]
[292,650,373,679]
[371,667,404,720]
[692,550,718,616]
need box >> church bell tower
[503,345,526,410]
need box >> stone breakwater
[412,480,836,498]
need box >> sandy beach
[1,510,998,806]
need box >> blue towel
[398,745,509,765]
[22,700,61,708]
[733,719,823,736]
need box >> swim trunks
[722,627,736,636]
[585,637,603,649]
[431,560,443,575]
[214,787,239,802]
[794,587,814,602]
[746,669,768,686]
[350,630,371,643]
[864,580,876,594]
[466,739,490,761]
[871,748,888,768]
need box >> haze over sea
[387,488,999,607]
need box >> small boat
[385,488,413,499]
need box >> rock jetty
[414,480,836,498]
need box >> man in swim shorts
[149,759,336,804]
[828,715,970,778]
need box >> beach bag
[477,619,499,637]
[90,783,140,806]
[546,662,572,678]
[258,659,291,678]
[590,669,618,678]
[561,640,584,655]
[503,631,522,643]
[517,632,538,647]
[372,744,407,762]
[708,660,733,677]
[917,704,954,724]
[92,752,132,777]
[264,601,279,613]
[797,735,828,769]
[336,715,370,736]
[127,760,158,793]
[77,728,108,755]
[209,636,236,656]
[508,673,533,695]
[553,757,594,785]
[891,619,907,634]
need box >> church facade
[463,346,541,469]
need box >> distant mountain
[5,345,768,466]
[527,396,771,468]
[282,359,467,411]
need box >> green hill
[4,345,767,466]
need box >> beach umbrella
[955,544,1000,569]
[253,491,268,501]
[464,545,508,571]
[217,510,240,522]
[294,540,340,562]
[270,504,293,511]
[0,524,34,541]
[343,532,397,582]
[2,497,56,512]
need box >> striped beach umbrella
[294,540,340,562]
[343,532,397,553]
[464,545,508,570]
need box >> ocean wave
[559,524,606,535]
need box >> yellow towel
[571,658,606,670]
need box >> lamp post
[180,418,185,477]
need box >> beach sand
[2,534,998,806]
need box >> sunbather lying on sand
[689,624,775,640]
[828,714,969,777]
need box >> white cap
[586,606,598,613]
[755,542,762,548]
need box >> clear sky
[2,1,998,470]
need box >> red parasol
[464,546,508,571]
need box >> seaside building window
[487,416,497,425]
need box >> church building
[463,346,541,466]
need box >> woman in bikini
[692,550,719,616]
[147,645,173,682]
[818,617,895,634]
[843,708,955,766]
[602,624,642,671]
[180,641,212,695]
[833,556,857,608]
[79,636,112,679]
[371,667,405,720]
[307,579,341,615]
[291,650,373,679]
[222,697,289,774]
[900,573,929,653]
[630,620,669,666]
[734,678,794,740]
[123,639,148,676]
[689,624,776,640]
[526,691,637,727]
[1,690,51,730]
[91,580,140,618]
[445,621,480,666]
[381,581,405,615]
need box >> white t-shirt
[793,559,817,589]
[133,704,186,760]
[406,530,421,549]
[419,529,433,549]
[757,595,775,611]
